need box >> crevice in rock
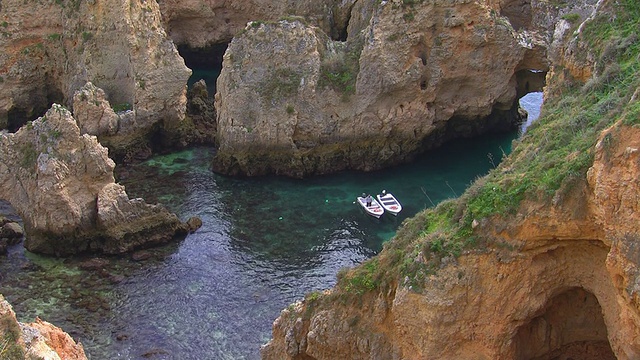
[178,42,229,97]
[514,287,616,360]
[500,0,532,31]
[331,11,350,41]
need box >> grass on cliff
[328,0,640,300]
[318,36,364,98]
[461,0,640,226]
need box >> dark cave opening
[514,287,615,360]
[178,43,229,98]
[5,79,64,132]
[7,105,47,133]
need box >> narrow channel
[0,95,542,359]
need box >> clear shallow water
[0,111,540,358]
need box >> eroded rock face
[0,0,191,158]
[1,294,88,360]
[0,104,196,255]
[158,0,357,47]
[213,0,546,177]
[262,125,640,360]
[261,1,640,358]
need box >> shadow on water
[0,121,533,359]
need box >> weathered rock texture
[262,1,640,359]
[212,0,551,177]
[0,104,196,256]
[261,120,638,360]
[1,294,88,360]
[0,0,191,159]
[158,0,357,47]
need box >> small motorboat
[377,190,402,216]
[357,195,384,218]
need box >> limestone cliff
[262,0,640,358]
[212,0,550,177]
[0,0,191,159]
[0,104,197,256]
[158,0,356,47]
[1,294,87,360]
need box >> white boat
[377,191,402,216]
[357,196,384,218]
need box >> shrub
[112,103,132,112]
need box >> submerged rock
[0,294,88,360]
[0,104,197,256]
[0,217,24,254]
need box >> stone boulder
[0,220,24,255]
[0,294,88,360]
[0,104,198,256]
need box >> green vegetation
[286,104,295,114]
[81,31,93,43]
[401,0,424,7]
[331,0,640,298]
[462,0,639,223]
[561,13,581,24]
[318,37,364,98]
[1,21,8,28]
[112,103,133,112]
[338,258,382,295]
[403,12,415,22]
[0,334,25,360]
[386,33,400,42]
[47,33,62,41]
[20,143,38,169]
[258,68,302,104]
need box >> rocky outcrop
[1,294,87,360]
[0,104,198,256]
[212,0,548,177]
[183,80,217,146]
[262,0,640,358]
[158,0,356,47]
[0,0,191,159]
[261,123,637,360]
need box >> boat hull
[377,193,402,216]
[357,196,384,218]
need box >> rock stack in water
[0,104,200,256]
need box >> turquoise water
[0,92,544,359]
[0,131,516,359]
[187,68,220,96]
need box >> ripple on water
[0,114,548,359]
